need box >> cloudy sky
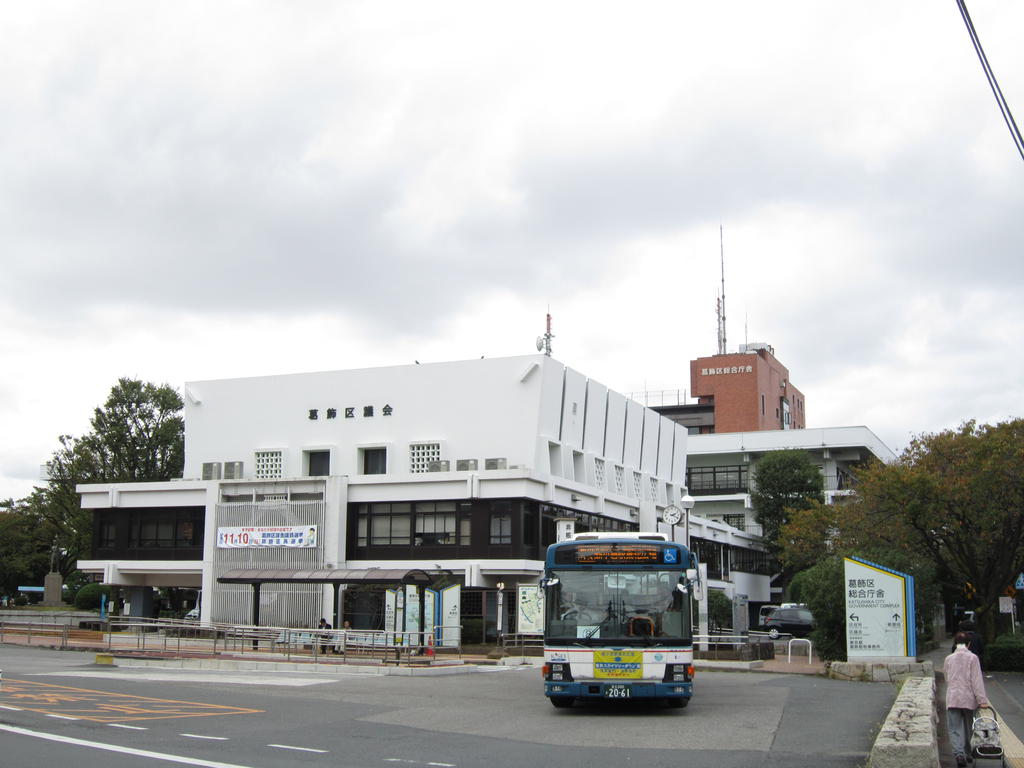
[2,1,1022,501]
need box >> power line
[954,0,1024,162]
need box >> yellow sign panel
[593,650,643,679]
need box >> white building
[78,354,770,631]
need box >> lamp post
[681,490,695,548]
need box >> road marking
[0,724,258,768]
[384,761,456,767]
[109,723,148,730]
[0,678,262,722]
[182,734,230,741]
[0,705,24,711]
[48,671,344,686]
[268,744,329,753]
[47,714,79,720]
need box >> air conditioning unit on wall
[224,461,244,479]
[456,459,478,471]
[201,462,222,480]
[427,460,451,472]
[485,457,507,470]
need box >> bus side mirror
[540,577,560,588]
[685,568,698,581]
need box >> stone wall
[868,675,938,768]
[830,660,933,683]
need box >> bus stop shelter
[217,568,434,627]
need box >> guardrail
[693,632,776,661]
[0,618,463,666]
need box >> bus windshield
[544,569,691,646]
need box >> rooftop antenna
[716,225,727,355]
[536,310,554,356]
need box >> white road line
[109,723,148,730]
[0,705,24,711]
[0,724,259,768]
[384,761,456,767]
[46,714,79,721]
[181,734,230,741]
[268,744,329,754]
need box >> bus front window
[544,570,691,645]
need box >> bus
[541,532,701,709]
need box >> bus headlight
[663,664,691,683]
[547,663,573,682]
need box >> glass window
[544,569,691,645]
[308,450,330,476]
[363,448,387,474]
[490,514,512,544]
[415,502,456,545]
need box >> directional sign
[844,557,916,660]
[1015,573,1024,590]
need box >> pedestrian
[951,619,985,667]
[318,617,333,655]
[945,630,991,767]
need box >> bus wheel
[666,698,688,709]
[550,697,574,709]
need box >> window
[489,500,512,544]
[415,502,456,545]
[490,514,512,544]
[362,447,387,475]
[409,443,441,473]
[632,471,643,499]
[364,503,411,545]
[99,519,116,548]
[613,466,625,493]
[254,450,283,479]
[594,459,606,489]
[307,450,330,476]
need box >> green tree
[10,379,185,580]
[80,378,184,482]
[0,498,52,595]
[751,450,824,556]
[854,419,1024,643]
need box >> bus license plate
[604,685,630,699]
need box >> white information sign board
[405,585,421,638]
[844,557,916,660]
[440,584,461,647]
[517,585,545,634]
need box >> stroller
[971,708,1005,766]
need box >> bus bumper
[545,681,693,700]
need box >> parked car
[763,606,814,638]
[757,604,780,628]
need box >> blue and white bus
[541,532,701,709]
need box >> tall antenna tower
[536,311,554,356]
[716,225,727,355]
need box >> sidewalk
[923,643,1024,768]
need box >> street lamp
[681,490,696,548]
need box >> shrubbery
[74,583,112,610]
[985,634,1024,671]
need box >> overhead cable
[954,0,1024,162]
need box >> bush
[13,595,28,606]
[74,583,113,610]
[708,589,732,632]
[985,634,1024,671]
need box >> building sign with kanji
[844,557,916,660]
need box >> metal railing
[0,618,463,666]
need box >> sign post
[844,557,916,662]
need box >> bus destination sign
[566,543,666,565]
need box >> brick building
[641,343,805,435]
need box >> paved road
[0,644,897,768]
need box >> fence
[0,618,463,666]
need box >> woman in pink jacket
[944,631,991,766]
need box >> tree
[751,450,825,556]
[853,420,1024,642]
[0,497,52,596]
[11,378,186,580]
[80,378,184,482]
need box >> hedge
[984,634,1024,672]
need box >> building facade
[78,355,772,630]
